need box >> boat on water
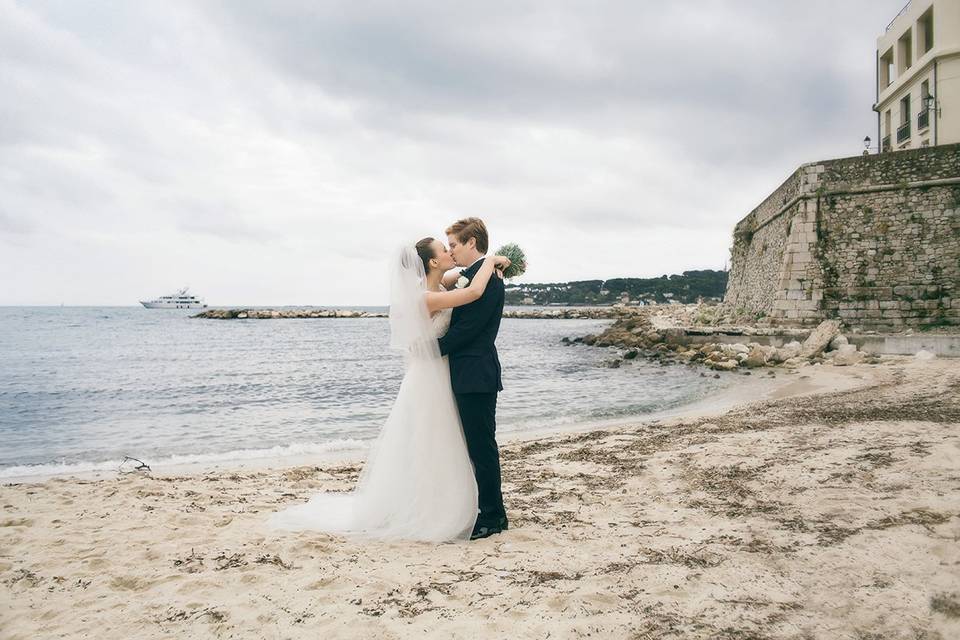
[140,287,208,309]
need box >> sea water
[0,306,735,478]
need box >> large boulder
[830,344,862,366]
[770,340,802,363]
[744,346,769,368]
[828,334,849,351]
[801,320,842,358]
[728,343,750,354]
[712,359,739,371]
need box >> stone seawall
[725,144,960,331]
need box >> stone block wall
[724,144,960,331]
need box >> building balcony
[918,109,930,130]
[897,121,911,143]
[882,135,892,152]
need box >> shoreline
[0,362,876,486]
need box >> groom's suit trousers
[454,391,506,525]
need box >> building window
[897,94,911,143]
[880,48,894,87]
[918,8,934,54]
[897,28,913,74]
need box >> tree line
[504,270,728,305]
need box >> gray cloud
[0,0,907,304]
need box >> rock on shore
[573,312,874,371]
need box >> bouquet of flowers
[494,243,527,280]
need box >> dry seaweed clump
[930,592,960,619]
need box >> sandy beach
[2,356,959,639]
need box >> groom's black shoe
[498,515,509,531]
[470,523,502,540]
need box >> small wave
[0,439,369,480]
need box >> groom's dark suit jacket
[438,259,504,394]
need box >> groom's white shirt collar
[464,255,486,271]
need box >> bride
[267,238,510,542]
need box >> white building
[874,0,960,151]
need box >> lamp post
[862,135,878,155]
[922,93,937,146]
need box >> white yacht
[140,287,208,309]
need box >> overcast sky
[1,0,907,306]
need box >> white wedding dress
[268,253,479,543]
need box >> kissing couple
[269,217,511,542]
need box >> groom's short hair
[446,217,489,254]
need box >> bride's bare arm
[440,271,461,290]
[425,256,509,314]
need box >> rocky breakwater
[503,307,636,320]
[194,308,387,320]
[195,307,632,320]
[571,316,877,371]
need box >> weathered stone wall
[724,144,960,331]
[725,172,802,315]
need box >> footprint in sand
[0,518,33,527]
[109,575,155,591]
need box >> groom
[438,217,508,540]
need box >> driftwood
[118,456,151,474]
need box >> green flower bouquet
[494,243,527,280]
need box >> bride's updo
[415,237,435,274]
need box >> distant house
[876,0,960,151]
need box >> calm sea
[0,307,736,479]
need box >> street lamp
[863,135,877,155]
[922,93,937,112]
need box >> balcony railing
[882,135,891,152]
[886,1,912,32]
[897,121,911,143]
[918,109,930,130]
